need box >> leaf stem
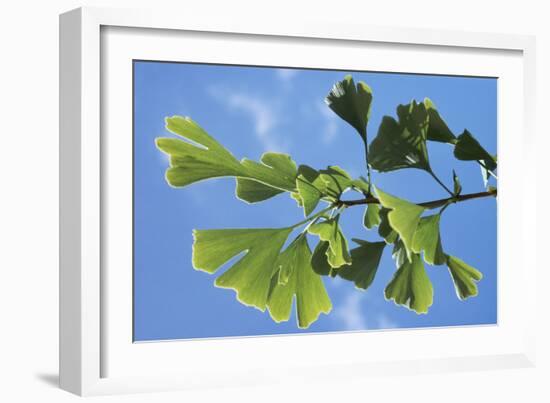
[428,170,454,196]
[363,137,372,195]
[290,206,334,229]
[337,188,497,210]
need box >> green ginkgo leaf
[338,239,386,290]
[411,214,446,265]
[267,236,332,328]
[319,166,353,196]
[157,117,297,197]
[364,203,381,229]
[423,98,456,144]
[375,187,426,260]
[310,241,334,276]
[308,217,352,268]
[295,165,328,217]
[368,101,431,173]
[325,75,373,141]
[378,208,398,244]
[352,177,371,195]
[384,253,434,314]
[453,130,497,172]
[157,116,243,187]
[192,227,293,310]
[446,255,483,300]
[235,179,285,203]
[235,152,298,203]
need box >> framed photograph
[60,7,537,396]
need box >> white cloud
[333,291,368,331]
[207,86,288,152]
[275,68,298,85]
[376,313,398,330]
[317,102,339,145]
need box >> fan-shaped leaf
[308,218,352,268]
[384,253,433,314]
[295,165,328,216]
[310,241,333,276]
[423,98,456,143]
[267,236,332,328]
[453,130,497,172]
[368,101,432,173]
[325,75,373,140]
[192,227,293,310]
[378,208,398,244]
[338,239,386,290]
[411,214,446,265]
[446,255,483,300]
[364,203,381,229]
[375,187,425,260]
[157,117,298,200]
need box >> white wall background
[0,0,548,401]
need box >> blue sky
[133,61,497,341]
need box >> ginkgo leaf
[384,253,434,314]
[423,98,456,143]
[295,165,329,217]
[325,75,373,141]
[352,177,371,195]
[392,239,408,268]
[267,236,332,328]
[157,116,243,187]
[375,187,425,260]
[310,241,333,276]
[235,179,285,203]
[368,101,431,173]
[411,214,446,265]
[453,130,497,172]
[157,117,298,195]
[338,239,386,290]
[235,152,298,203]
[319,166,353,196]
[446,255,483,300]
[364,203,381,229]
[192,227,293,310]
[378,208,398,244]
[308,217,352,268]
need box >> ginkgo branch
[336,188,497,209]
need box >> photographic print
[133,61,497,341]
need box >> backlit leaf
[325,75,373,140]
[375,187,425,260]
[308,217,352,268]
[310,241,333,276]
[384,253,434,314]
[368,101,431,173]
[235,179,284,203]
[338,239,386,290]
[424,98,456,143]
[192,227,293,310]
[295,165,329,216]
[157,117,297,198]
[319,166,353,197]
[378,208,398,244]
[267,236,332,328]
[446,255,483,300]
[364,203,381,229]
[453,130,497,172]
[411,214,446,265]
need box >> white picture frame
[59,6,537,396]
